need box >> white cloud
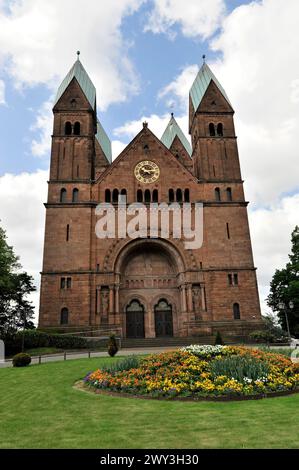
[144,0,226,39]
[249,193,299,314]
[0,1,146,158]
[0,79,5,104]
[158,0,299,207]
[0,0,144,110]
[158,65,198,113]
[112,140,127,160]
[0,170,48,321]
[209,0,299,206]
[30,100,53,158]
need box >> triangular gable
[95,125,197,185]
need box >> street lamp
[278,301,293,342]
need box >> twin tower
[39,56,262,342]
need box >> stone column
[108,286,115,325]
[187,284,193,312]
[114,285,120,325]
[146,308,156,338]
[201,284,207,311]
[109,285,114,314]
[115,285,119,314]
[181,285,187,312]
[96,287,101,315]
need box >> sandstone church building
[38,55,262,341]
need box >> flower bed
[83,346,299,399]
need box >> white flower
[181,344,227,357]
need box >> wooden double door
[126,300,145,338]
[126,298,174,338]
[155,299,173,337]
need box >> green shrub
[2,330,88,356]
[107,334,118,357]
[210,355,269,382]
[249,330,275,343]
[214,331,224,345]
[12,353,31,367]
[102,355,140,373]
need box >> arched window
[169,189,174,203]
[60,308,69,325]
[137,189,143,203]
[209,123,215,136]
[226,187,232,201]
[65,122,72,135]
[233,303,240,320]
[184,189,190,202]
[72,188,79,203]
[144,189,151,204]
[112,189,119,203]
[152,189,158,203]
[105,189,111,203]
[176,188,183,203]
[217,123,223,136]
[60,188,67,203]
[73,122,81,135]
[215,187,221,202]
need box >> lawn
[0,356,299,449]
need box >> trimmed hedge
[2,330,89,356]
[12,353,32,367]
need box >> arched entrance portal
[126,299,145,338]
[154,299,173,337]
[116,239,186,338]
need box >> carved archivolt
[103,236,198,273]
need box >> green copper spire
[96,120,112,163]
[189,62,231,112]
[54,54,96,110]
[161,114,192,156]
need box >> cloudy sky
[0,0,298,320]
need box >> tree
[0,224,36,336]
[267,226,299,335]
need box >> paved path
[0,347,176,368]
[1,346,298,369]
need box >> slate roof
[54,58,96,110]
[189,62,231,112]
[161,115,192,156]
[96,120,112,163]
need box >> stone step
[121,336,216,349]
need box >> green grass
[0,357,299,449]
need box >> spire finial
[77,51,80,61]
[202,54,206,64]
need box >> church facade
[38,57,262,339]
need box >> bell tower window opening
[217,123,223,136]
[65,122,72,135]
[209,123,215,136]
[73,122,81,135]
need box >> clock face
[134,160,160,184]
